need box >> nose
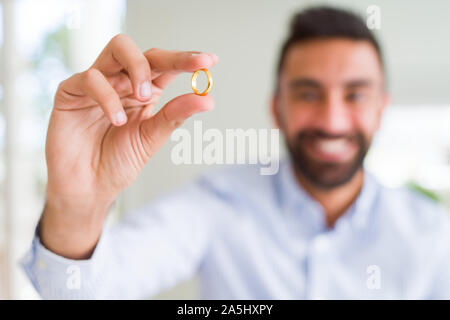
[316,92,353,135]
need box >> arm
[20,34,219,299]
[21,179,222,299]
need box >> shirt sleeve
[20,177,231,299]
[428,209,450,299]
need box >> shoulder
[374,178,450,237]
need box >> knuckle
[172,120,183,128]
[102,90,119,106]
[82,68,99,83]
[162,107,183,128]
[132,58,151,74]
[59,72,80,89]
[146,47,158,54]
[56,78,68,92]
[111,33,129,44]
[144,47,158,60]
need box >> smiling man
[22,6,450,299]
[273,14,388,227]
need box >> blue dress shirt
[20,158,450,299]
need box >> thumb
[139,93,214,157]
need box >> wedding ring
[191,68,213,96]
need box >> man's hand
[40,34,218,259]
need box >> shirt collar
[277,157,379,231]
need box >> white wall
[123,0,450,298]
[124,0,450,206]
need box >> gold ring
[191,68,213,96]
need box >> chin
[290,153,365,190]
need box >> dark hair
[276,6,384,91]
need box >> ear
[271,93,281,129]
[375,91,390,131]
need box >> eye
[346,91,366,103]
[295,91,321,102]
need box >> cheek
[354,108,382,140]
[281,107,315,138]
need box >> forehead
[282,38,383,86]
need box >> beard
[285,129,370,190]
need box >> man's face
[274,38,388,189]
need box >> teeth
[316,139,348,154]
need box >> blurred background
[0,0,449,299]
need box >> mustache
[295,130,361,142]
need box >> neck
[293,167,364,228]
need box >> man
[21,6,450,299]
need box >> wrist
[39,194,112,259]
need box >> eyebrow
[289,78,321,89]
[345,79,374,89]
[288,78,375,90]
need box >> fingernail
[139,81,151,99]
[115,111,127,125]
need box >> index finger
[145,49,219,74]
[145,49,218,89]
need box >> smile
[305,137,358,162]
